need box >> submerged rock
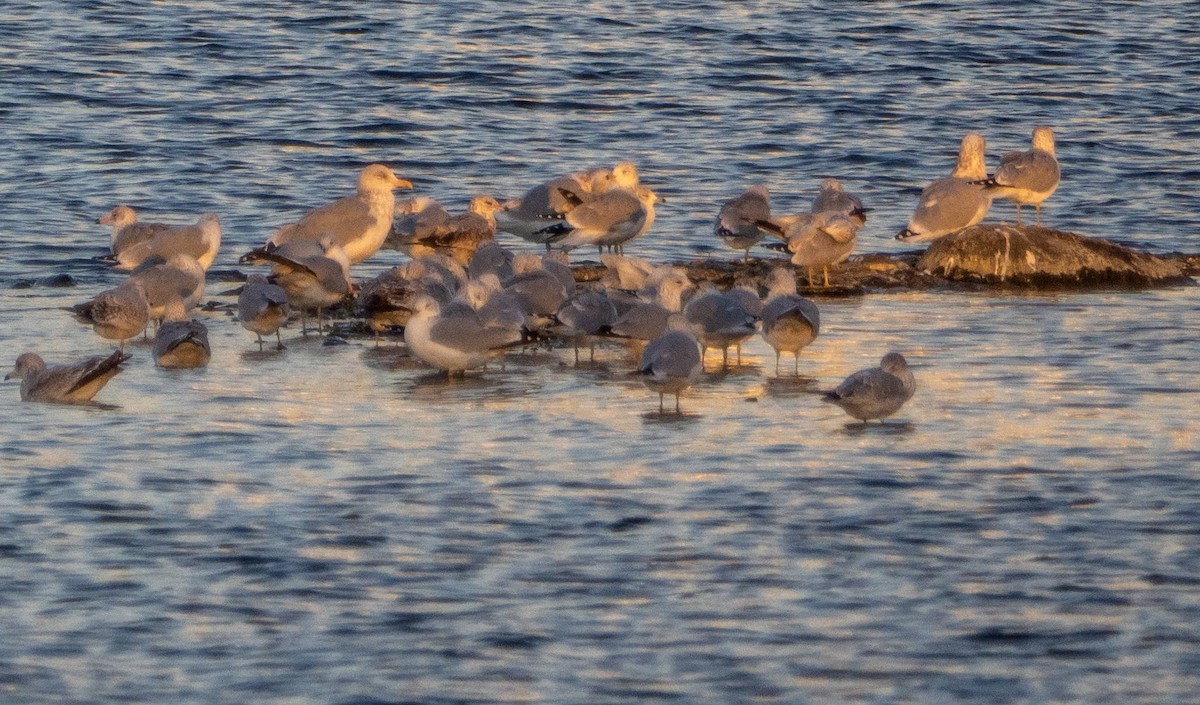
[916,224,1189,287]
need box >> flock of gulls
[6,127,1060,418]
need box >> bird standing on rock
[973,126,1060,225]
[896,133,992,243]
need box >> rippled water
[2,2,1199,703]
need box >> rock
[917,225,1189,287]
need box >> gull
[974,126,1060,225]
[66,279,150,350]
[539,185,661,255]
[152,299,211,369]
[238,274,291,350]
[611,266,693,342]
[98,205,171,259]
[109,212,222,272]
[240,238,352,334]
[759,267,820,375]
[496,162,637,247]
[782,210,859,287]
[505,255,572,334]
[553,286,619,363]
[383,196,451,251]
[267,163,413,264]
[683,284,759,370]
[716,185,778,260]
[637,315,702,414]
[127,253,206,323]
[467,240,516,282]
[895,133,992,242]
[401,294,523,376]
[823,352,916,423]
[811,178,869,228]
[391,195,504,265]
[6,348,130,404]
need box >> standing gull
[267,163,413,264]
[127,253,207,323]
[6,349,130,404]
[401,294,523,376]
[715,185,779,260]
[895,133,992,243]
[391,195,505,265]
[67,279,150,350]
[823,352,916,423]
[784,210,859,287]
[637,315,703,414]
[683,284,759,371]
[540,185,661,256]
[241,238,352,334]
[974,126,1060,225]
[238,274,290,350]
[385,196,451,251]
[760,267,820,375]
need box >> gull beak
[395,177,413,190]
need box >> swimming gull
[759,267,820,375]
[974,126,1060,225]
[152,299,211,369]
[67,279,150,350]
[823,352,916,423]
[6,348,131,404]
[267,163,413,264]
[715,185,779,260]
[110,212,222,272]
[637,315,703,414]
[238,273,291,350]
[896,133,992,242]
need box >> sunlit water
[2,2,1199,703]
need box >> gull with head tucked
[823,352,916,423]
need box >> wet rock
[916,225,1189,288]
[12,273,77,289]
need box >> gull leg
[658,392,664,413]
[1035,204,1042,226]
[794,351,800,376]
[675,392,682,414]
[1015,203,1023,225]
[775,351,781,376]
[276,329,286,351]
[823,265,831,288]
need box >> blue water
[2,2,1199,703]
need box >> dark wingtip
[895,228,916,241]
[754,219,786,236]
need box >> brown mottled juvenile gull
[153,300,211,369]
[391,195,505,265]
[975,126,1060,225]
[67,279,150,350]
[267,164,413,264]
[238,274,290,350]
[385,196,451,252]
[715,185,779,260]
[98,205,170,258]
[823,352,916,423]
[6,348,130,404]
[759,267,820,376]
[111,212,222,272]
[637,315,703,414]
[895,133,992,243]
